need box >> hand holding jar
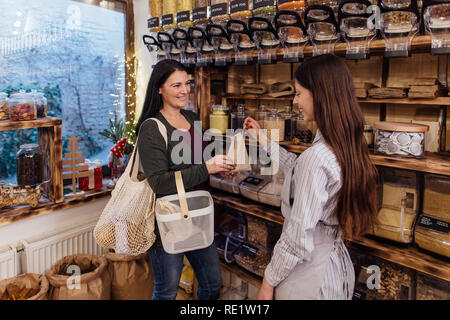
[243,116,270,147]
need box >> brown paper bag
[46,254,111,300]
[0,273,49,300]
[105,251,153,300]
[227,132,252,173]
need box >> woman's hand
[219,171,238,179]
[257,277,274,300]
[243,117,270,147]
[205,155,236,175]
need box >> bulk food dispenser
[423,0,450,55]
[305,4,340,56]
[157,31,180,61]
[207,0,234,65]
[248,0,280,64]
[149,0,164,33]
[189,0,214,66]
[173,28,197,67]
[275,9,308,63]
[378,0,419,58]
[228,0,256,64]
[339,0,377,60]
[143,35,166,63]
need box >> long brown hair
[295,54,378,238]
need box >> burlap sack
[0,273,49,300]
[45,254,111,300]
[105,251,153,300]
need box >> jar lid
[265,108,282,120]
[20,143,39,149]
[10,90,29,99]
[212,104,228,112]
[374,121,429,132]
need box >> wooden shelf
[0,117,62,131]
[0,187,111,227]
[225,94,450,106]
[211,190,450,282]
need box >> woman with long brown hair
[243,54,378,300]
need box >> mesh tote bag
[94,118,167,255]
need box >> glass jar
[292,112,314,144]
[31,91,47,118]
[230,0,253,19]
[254,105,268,127]
[278,106,294,141]
[177,0,194,27]
[278,0,306,12]
[211,0,231,22]
[264,108,285,142]
[363,124,373,146]
[162,0,178,30]
[210,104,229,134]
[193,0,210,25]
[16,143,44,186]
[150,0,163,17]
[0,92,9,121]
[9,91,36,121]
[231,105,249,130]
[253,0,277,16]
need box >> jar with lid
[211,0,231,23]
[177,0,194,27]
[9,91,36,121]
[162,0,178,30]
[264,109,285,142]
[278,105,294,141]
[31,91,47,118]
[193,0,210,25]
[292,112,314,144]
[210,104,229,134]
[230,0,253,19]
[0,92,9,120]
[16,143,44,186]
[254,104,268,128]
[231,105,249,130]
[423,0,450,55]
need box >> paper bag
[46,254,111,300]
[105,251,153,300]
[227,132,252,173]
[0,273,49,300]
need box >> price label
[211,3,228,17]
[230,0,249,14]
[148,17,159,29]
[192,7,208,20]
[418,215,450,234]
[177,11,190,23]
[162,14,174,26]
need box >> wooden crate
[387,54,439,88]
[385,104,442,152]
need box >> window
[0,0,127,184]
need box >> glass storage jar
[278,0,306,13]
[231,105,249,130]
[150,0,163,18]
[230,0,253,19]
[193,0,210,25]
[253,0,277,16]
[264,108,285,142]
[16,143,44,186]
[423,173,450,219]
[162,0,178,30]
[211,0,231,22]
[0,92,9,120]
[9,91,36,121]
[254,105,268,128]
[177,0,194,27]
[416,273,450,300]
[278,105,294,141]
[292,112,314,144]
[31,91,47,118]
[209,104,229,134]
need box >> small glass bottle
[9,91,36,121]
[210,104,229,134]
[264,108,285,142]
[0,92,9,121]
[16,143,44,186]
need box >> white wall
[134,0,157,119]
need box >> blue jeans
[148,242,222,300]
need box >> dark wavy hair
[295,54,378,238]
[135,59,186,135]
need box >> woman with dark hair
[244,54,378,300]
[137,59,235,300]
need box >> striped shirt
[264,130,355,300]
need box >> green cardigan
[137,109,210,198]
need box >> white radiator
[22,221,104,274]
[0,244,18,280]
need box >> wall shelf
[212,190,450,283]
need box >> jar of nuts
[30,91,47,118]
[9,91,36,121]
[0,92,9,121]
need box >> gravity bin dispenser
[173,28,197,67]
[378,0,419,58]
[338,0,377,60]
[188,26,215,67]
[143,35,166,63]
[423,0,450,55]
[206,23,234,66]
[157,31,180,62]
[305,4,340,56]
[226,19,256,65]
[248,16,280,64]
[275,10,308,63]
